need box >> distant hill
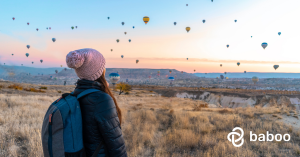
[0,65,198,80]
[195,72,300,78]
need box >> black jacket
[73,79,127,157]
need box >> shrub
[57,91,62,93]
[23,88,45,93]
[218,109,233,114]
[8,84,23,90]
[39,86,47,89]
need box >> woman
[66,48,127,157]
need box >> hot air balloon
[227,45,229,48]
[40,59,43,63]
[49,27,51,30]
[12,54,14,56]
[244,71,246,73]
[149,76,151,79]
[187,58,188,60]
[116,39,119,43]
[107,17,110,20]
[251,36,252,38]
[158,71,160,74]
[216,77,219,79]
[224,72,227,74]
[111,49,113,52]
[12,17,15,20]
[47,27,48,30]
[27,22,29,25]
[261,42,268,49]
[202,20,205,23]
[136,60,139,64]
[32,62,34,64]
[71,26,74,30]
[237,62,240,66]
[273,65,279,70]
[181,71,183,73]
[133,26,135,29]
[21,64,23,66]
[194,69,196,72]
[186,27,190,33]
[226,77,229,79]
[220,64,222,67]
[278,32,281,36]
[211,0,213,2]
[64,68,67,71]
[124,32,127,35]
[143,16,149,24]
[121,55,124,58]
[252,76,259,84]
[186,4,188,6]
[234,20,237,23]
[60,65,62,67]
[26,53,29,57]
[27,45,30,49]
[129,39,131,42]
[121,22,124,25]
[76,26,77,29]
[55,70,58,73]
[3,63,5,65]
[52,38,56,42]
[168,76,175,84]
[174,22,177,25]
[169,70,172,74]
[109,73,120,85]
[36,28,39,31]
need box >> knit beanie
[66,48,106,81]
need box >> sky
[1,0,300,73]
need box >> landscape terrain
[1,80,300,157]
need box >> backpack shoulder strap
[92,142,103,157]
[76,89,101,99]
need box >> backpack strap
[76,89,101,99]
[92,142,103,157]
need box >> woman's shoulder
[85,90,114,106]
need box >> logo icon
[227,127,244,147]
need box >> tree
[115,82,132,95]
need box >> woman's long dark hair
[95,73,122,124]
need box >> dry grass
[0,89,300,157]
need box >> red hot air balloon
[49,27,51,30]
[27,22,29,25]
[36,28,39,31]
[12,17,15,20]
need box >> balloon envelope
[109,73,120,85]
[143,16,149,24]
[186,27,190,32]
[261,42,268,49]
[52,38,56,42]
[252,76,259,84]
[168,77,175,81]
[26,53,29,57]
[273,65,279,70]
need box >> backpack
[41,89,102,157]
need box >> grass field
[0,83,300,156]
